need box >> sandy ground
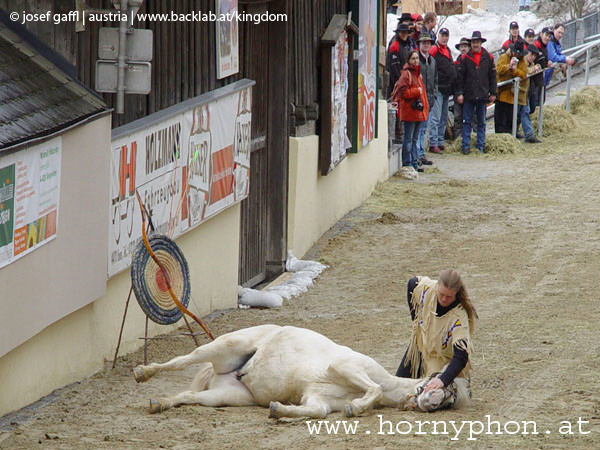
[2,106,600,449]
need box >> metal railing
[496,69,546,139]
[563,37,600,110]
[562,11,600,50]
[491,35,600,137]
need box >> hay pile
[376,212,401,224]
[568,86,600,115]
[446,133,523,154]
[532,104,577,136]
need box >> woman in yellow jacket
[495,43,541,142]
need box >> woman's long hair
[439,269,478,333]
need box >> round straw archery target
[131,234,191,325]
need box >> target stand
[112,212,203,368]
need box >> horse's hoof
[149,398,163,414]
[133,366,147,383]
[344,404,355,417]
[268,401,279,419]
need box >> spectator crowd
[387,12,575,177]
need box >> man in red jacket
[502,21,525,53]
[456,31,497,154]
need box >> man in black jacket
[456,31,497,154]
[386,23,414,99]
[416,33,437,165]
[428,27,456,153]
[386,21,415,143]
[533,27,553,111]
[524,28,546,115]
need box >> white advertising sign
[0,138,61,269]
[109,87,252,277]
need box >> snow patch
[387,10,552,59]
[238,251,327,308]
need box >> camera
[411,99,424,111]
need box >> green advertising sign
[0,164,16,248]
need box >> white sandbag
[238,287,282,308]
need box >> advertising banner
[216,0,240,79]
[331,29,350,168]
[357,0,378,149]
[109,86,252,277]
[0,138,61,269]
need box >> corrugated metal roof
[0,20,108,152]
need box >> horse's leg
[133,325,280,382]
[149,374,255,413]
[326,362,383,417]
[269,396,330,419]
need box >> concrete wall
[0,139,240,417]
[1,98,387,417]
[288,100,389,258]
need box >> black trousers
[494,100,514,134]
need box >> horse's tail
[190,362,215,391]
[452,378,471,410]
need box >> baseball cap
[439,27,449,35]
[509,21,519,30]
[541,26,554,34]
[524,28,535,37]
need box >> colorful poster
[0,138,61,269]
[216,0,239,79]
[357,0,377,149]
[331,29,350,169]
[109,86,252,277]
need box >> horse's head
[402,376,460,412]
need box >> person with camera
[495,42,527,135]
[387,20,417,144]
[391,50,429,175]
[496,42,541,143]
[455,31,497,154]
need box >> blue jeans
[462,100,487,151]
[429,91,449,147]
[402,121,424,169]
[417,107,433,159]
[518,103,534,139]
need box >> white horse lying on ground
[133,325,469,418]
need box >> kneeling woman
[396,269,477,395]
[392,50,429,173]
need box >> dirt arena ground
[2,110,600,449]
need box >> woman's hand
[423,377,444,393]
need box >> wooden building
[0,0,390,416]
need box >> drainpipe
[117,0,128,114]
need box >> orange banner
[209,145,234,204]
